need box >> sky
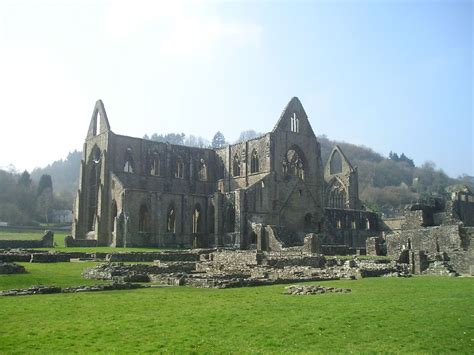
[0,0,472,177]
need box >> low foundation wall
[0,231,54,249]
[64,236,98,248]
[106,251,200,262]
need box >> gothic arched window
[175,157,184,179]
[123,147,134,173]
[330,150,343,175]
[167,206,176,233]
[150,152,160,176]
[284,148,305,180]
[233,154,241,177]
[250,149,259,173]
[198,159,207,181]
[192,204,202,234]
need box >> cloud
[103,0,262,57]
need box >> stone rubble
[284,285,351,295]
[0,283,146,297]
[82,251,411,289]
[0,261,26,274]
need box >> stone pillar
[41,230,54,248]
[214,192,224,247]
[366,236,383,256]
[303,233,321,254]
[234,189,246,249]
[255,224,266,251]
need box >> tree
[389,151,399,161]
[149,133,186,145]
[399,153,415,167]
[37,174,53,196]
[18,170,31,188]
[37,187,53,223]
[235,130,262,143]
[212,131,227,148]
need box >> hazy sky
[0,0,472,177]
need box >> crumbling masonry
[72,97,376,250]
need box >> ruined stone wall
[323,146,360,210]
[64,236,98,247]
[216,134,271,193]
[106,251,200,262]
[454,194,474,226]
[324,208,378,248]
[385,224,473,274]
[380,217,405,231]
[0,231,54,249]
[400,211,425,229]
[73,97,368,249]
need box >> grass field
[0,229,69,246]
[0,260,473,353]
[0,230,164,252]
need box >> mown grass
[0,262,110,290]
[0,230,163,252]
[0,230,69,247]
[0,261,473,353]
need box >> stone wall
[386,225,473,275]
[211,250,260,266]
[64,236,98,247]
[106,251,201,262]
[366,237,385,256]
[400,211,426,229]
[1,283,146,297]
[0,230,54,249]
[381,217,405,231]
[263,254,324,268]
[303,233,321,254]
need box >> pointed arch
[198,159,207,181]
[250,149,260,173]
[175,156,184,179]
[166,205,176,233]
[233,154,241,177]
[327,176,348,209]
[110,200,117,233]
[283,145,306,180]
[123,147,134,173]
[150,151,161,176]
[192,203,202,234]
[330,150,343,174]
[87,99,111,138]
[290,112,299,133]
[86,146,101,232]
[326,145,354,176]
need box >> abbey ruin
[71,97,473,275]
[72,98,375,249]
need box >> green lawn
[0,230,69,247]
[0,261,472,353]
[0,230,164,252]
[0,262,109,290]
